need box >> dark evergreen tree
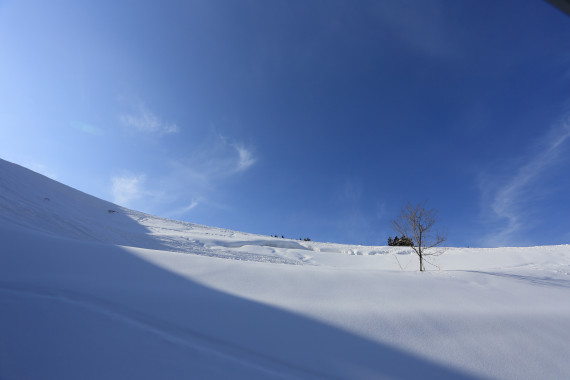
[388,235,413,247]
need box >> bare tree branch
[392,201,447,271]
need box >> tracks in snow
[0,282,330,380]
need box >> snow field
[1,158,570,379]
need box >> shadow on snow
[0,225,483,380]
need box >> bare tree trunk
[392,201,446,272]
[418,233,424,272]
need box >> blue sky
[1,0,570,247]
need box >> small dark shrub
[388,235,413,247]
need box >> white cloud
[482,115,570,245]
[184,134,256,178]
[111,174,146,206]
[180,199,199,212]
[217,134,256,173]
[234,144,256,171]
[120,104,179,135]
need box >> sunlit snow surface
[1,158,569,379]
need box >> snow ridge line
[0,282,333,380]
[160,243,304,265]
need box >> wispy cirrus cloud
[111,174,147,206]
[110,134,256,216]
[162,135,256,214]
[190,134,257,178]
[480,114,570,246]
[166,199,200,216]
[120,104,179,135]
[234,143,256,171]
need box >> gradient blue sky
[1,0,570,247]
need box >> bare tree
[392,202,447,271]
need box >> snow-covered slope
[0,159,308,264]
[1,158,569,379]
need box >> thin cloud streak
[163,136,256,214]
[185,134,256,178]
[120,104,179,135]
[166,199,200,217]
[218,135,256,173]
[483,115,570,245]
[110,135,256,216]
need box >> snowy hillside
[1,158,569,379]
